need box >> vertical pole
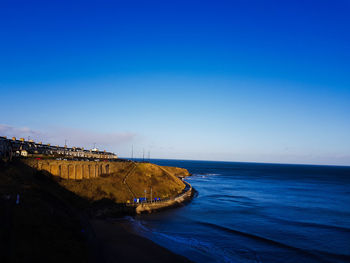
[144,189,146,202]
[131,145,133,161]
[64,139,67,157]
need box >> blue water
[129,159,350,263]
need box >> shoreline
[88,181,195,262]
[90,218,193,263]
[134,181,194,214]
[89,181,195,262]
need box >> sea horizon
[128,157,350,168]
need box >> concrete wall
[23,159,119,180]
[135,182,193,214]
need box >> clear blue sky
[1,0,349,165]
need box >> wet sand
[91,219,192,263]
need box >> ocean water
[128,160,350,263]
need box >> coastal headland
[22,158,193,212]
[0,157,193,262]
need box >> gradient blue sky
[1,0,349,165]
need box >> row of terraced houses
[0,136,118,161]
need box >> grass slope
[59,162,187,203]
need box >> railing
[127,181,192,207]
[123,162,137,198]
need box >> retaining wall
[23,159,129,180]
[135,182,193,214]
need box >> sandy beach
[91,219,192,263]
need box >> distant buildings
[0,136,118,160]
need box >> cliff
[0,159,192,262]
[59,162,188,204]
[7,159,192,210]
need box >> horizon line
[120,157,350,168]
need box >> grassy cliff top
[59,162,188,203]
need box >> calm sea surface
[127,159,350,263]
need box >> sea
[126,159,350,263]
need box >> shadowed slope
[0,160,91,263]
